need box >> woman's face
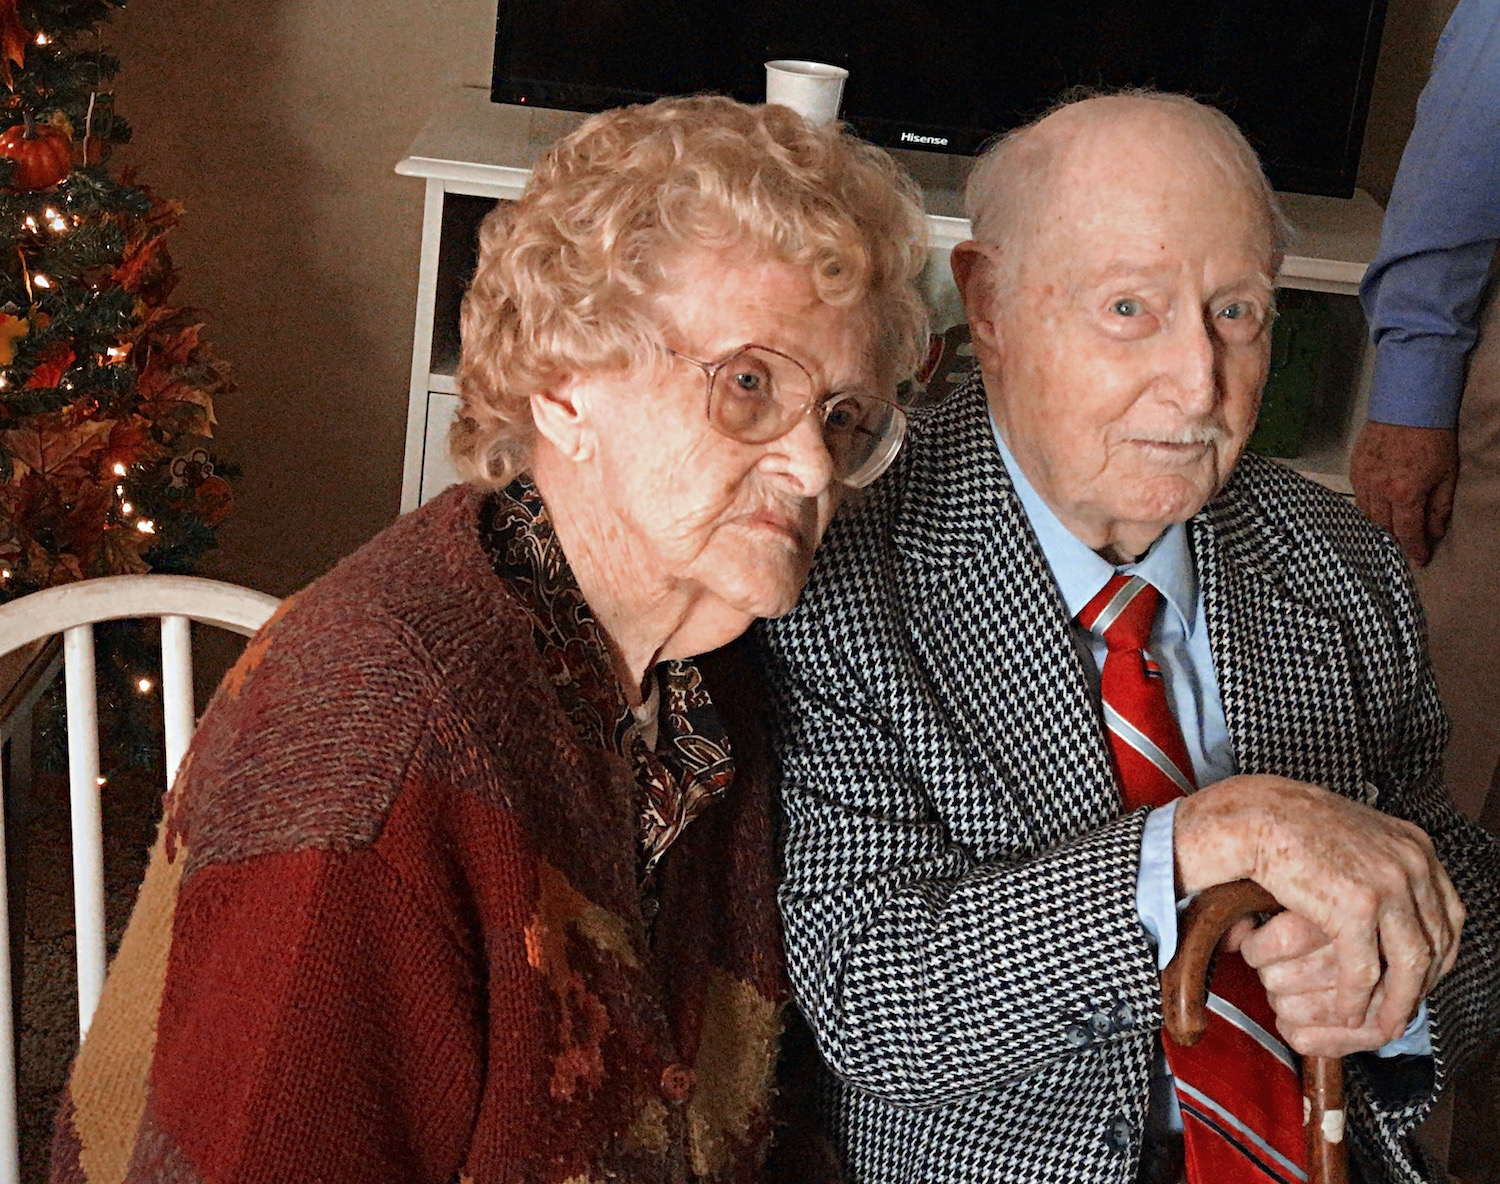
[580,253,879,626]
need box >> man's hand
[1175,775,1465,1057]
[1349,421,1459,566]
[1224,913,1412,1057]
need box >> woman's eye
[822,396,858,432]
[1219,301,1249,321]
[733,370,765,393]
[1110,298,1144,317]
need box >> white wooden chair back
[0,575,280,1184]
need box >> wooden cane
[1160,879,1349,1184]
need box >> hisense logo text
[900,132,949,145]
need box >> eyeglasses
[666,343,908,489]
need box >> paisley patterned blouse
[479,477,735,878]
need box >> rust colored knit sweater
[50,484,790,1184]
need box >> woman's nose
[766,412,837,497]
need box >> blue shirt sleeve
[1136,800,1180,971]
[1359,0,1500,429]
[1377,1001,1433,1058]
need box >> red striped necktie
[1078,574,1309,1184]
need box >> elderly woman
[50,97,927,1183]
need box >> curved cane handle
[1160,879,1348,1184]
[1161,879,1281,1045]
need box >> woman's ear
[530,375,595,463]
[950,240,1006,370]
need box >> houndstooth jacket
[756,373,1500,1184]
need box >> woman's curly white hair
[452,95,930,488]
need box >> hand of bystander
[1350,421,1459,566]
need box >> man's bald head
[964,91,1289,301]
[949,88,1286,563]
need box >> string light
[120,501,132,514]
[114,483,123,495]
[34,32,49,45]
[106,345,128,362]
[112,462,126,475]
[136,677,153,693]
[32,273,51,289]
[0,569,9,579]
[95,776,107,787]
[0,375,8,389]
[135,519,154,534]
[22,215,36,232]
[49,215,66,232]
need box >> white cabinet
[419,389,463,505]
[397,88,1385,506]
[395,91,589,513]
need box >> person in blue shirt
[1355,0,1500,827]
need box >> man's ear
[950,240,1005,369]
[530,375,595,463]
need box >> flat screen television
[491,0,1387,197]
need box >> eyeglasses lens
[708,348,906,487]
[708,349,788,442]
[822,393,905,488]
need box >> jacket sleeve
[757,607,1162,1110]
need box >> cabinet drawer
[420,391,463,505]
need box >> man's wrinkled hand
[1349,421,1458,566]
[1176,775,1464,1057]
[1225,912,1415,1058]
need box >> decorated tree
[0,0,236,775]
[0,0,233,601]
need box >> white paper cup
[765,60,849,126]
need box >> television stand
[396,87,1382,509]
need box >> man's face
[965,115,1276,559]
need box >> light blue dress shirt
[1359,0,1500,429]
[987,420,1432,1104]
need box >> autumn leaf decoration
[0,0,26,90]
[0,311,27,364]
[0,189,234,590]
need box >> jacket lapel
[892,377,1124,852]
[1193,471,1368,797]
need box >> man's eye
[1110,298,1144,317]
[1214,301,1271,339]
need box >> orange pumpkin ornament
[0,123,72,192]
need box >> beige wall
[109,0,494,597]
[108,0,1459,597]
[1360,0,1462,202]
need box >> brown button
[660,1063,695,1103]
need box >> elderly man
[758,93,1500,1184]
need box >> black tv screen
[492,0,1387,197]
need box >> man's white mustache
[1130,423,1229,446]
